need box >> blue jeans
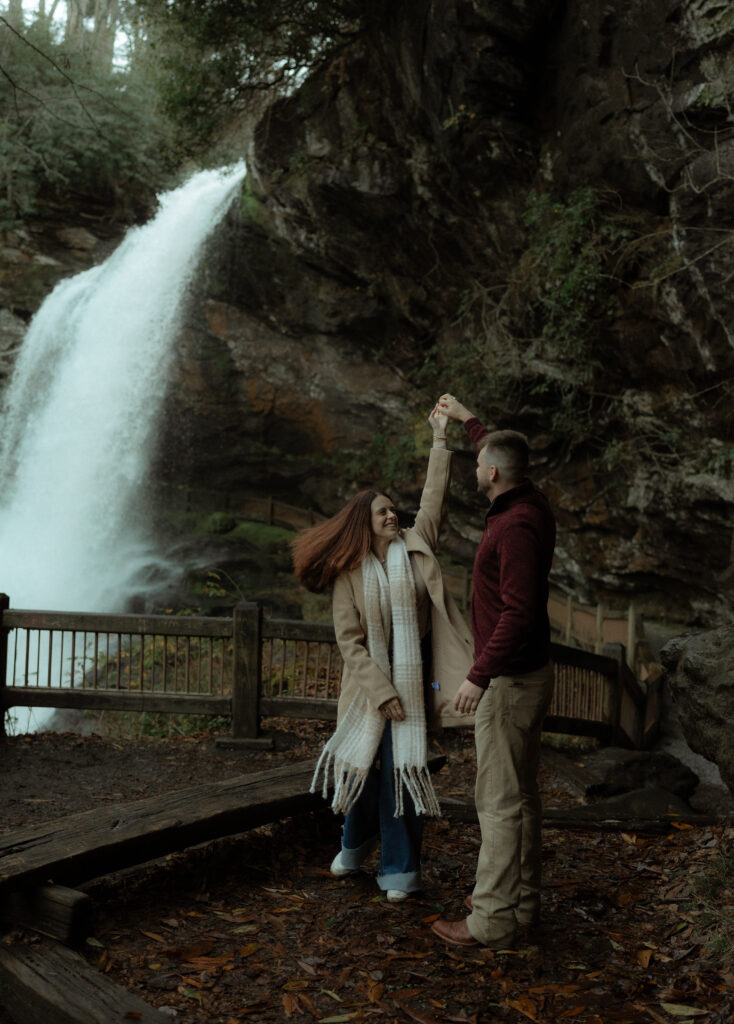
[339,722,424,893]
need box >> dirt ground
[1,722,733,1024]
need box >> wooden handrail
[1,608,232,637]
[1,598,658,748]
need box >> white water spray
[0,164,246,732]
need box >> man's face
[370,494,398,540]
[476,448,495,496]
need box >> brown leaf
[282,992,300,1018]
[367,978,385,1004]
[637,949,654,968]
[139,930,166,943]
[239,943,261,958]
[163,939,215,960]
[505,996,540,1022]
[393,998,442,1024]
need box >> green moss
[230,521,295,553]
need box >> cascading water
[0,164,246,734]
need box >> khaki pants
[467,662,554,945]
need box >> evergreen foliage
[0,5,178,226]
[131,0,365,152]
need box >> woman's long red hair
[292,490,389,593]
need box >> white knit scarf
[311,536,441,818]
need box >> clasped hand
[380,697,406,721]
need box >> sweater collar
[485,478,534,520]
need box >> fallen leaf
[367,979,385,1003]
[282,992,299,1018]
[637,949,654,968]
[392,1000,441,1024]
[139,930,166,943]
[239,943,261,957]
[505,996,539,1022]
[558,1009,587,1019]
[659,1005,707,1017]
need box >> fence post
[602,642,625,746]
[0,594,9,740]
[218,602,273,749]
[564,595,573,645]
[626,602,636,671]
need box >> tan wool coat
[331,446,475,729]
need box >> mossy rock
[203,512,238,535]
[229,520,295,553]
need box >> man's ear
[489,464,499,481]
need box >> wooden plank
[0,756,445,894]
[260,695,337,720]
[0,939,170,1024]
[0,762,318,894]
[263,619,337,642]
[3,609,232,638]
[1,688,230,715]
[2,885,92,944]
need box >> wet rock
[660,627,734,796]
[583,748,699,802]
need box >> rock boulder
[660,628,734,796]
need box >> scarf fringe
[310,749,370,816]
[393,765,442,819]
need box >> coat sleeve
[332,573,399,711]
[409,447,452,554]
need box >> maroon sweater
[464,418,556,688]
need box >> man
[431,393,556,949]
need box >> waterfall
[0,164,246,734]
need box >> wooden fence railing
[0,596,660,749]
[224,496,656,679]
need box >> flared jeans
[339,721,424,893]
[467,661,555,945]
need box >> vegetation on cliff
[3,0,734,622]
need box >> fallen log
[0,755,445,895]
[439,795,728,833]
[0,939,171,1024]
[1,885,92,944]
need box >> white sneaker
[386,889,408,902]
[330,852,355,877]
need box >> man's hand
[438,394,474,423]
[454,678,485,714]
[380,697,406,721]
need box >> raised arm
[438,393,489,451]
[410,404,453,552]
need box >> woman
[292,404,474,901]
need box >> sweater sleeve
[332,573,399,710]
[467,518,543,687]
[464,417,489,452]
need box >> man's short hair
[481,430,529,483]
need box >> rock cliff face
[2,0,734,626]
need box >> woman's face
[370,494,398,542]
